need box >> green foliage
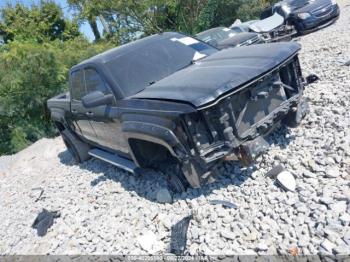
[236,0,279,21]
[0,38,112,155]
[0,1,81,43]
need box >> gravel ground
[1,1,350,255]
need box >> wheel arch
[122,121,189,167]
[126,133,179,168]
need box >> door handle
[71,109,78,114]
[86,111,94,116]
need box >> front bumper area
[180,54,305,187]
[293,4,340,34]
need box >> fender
[122,120,203,188]
[122,121,189,164]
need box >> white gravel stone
[137,231,158,253]
[330,201,347,213]
[339,213,350,225]
[325,167,341,178]
[220,230,236,240]
[320,239,336,253]
[256,242,268,251]
[333,244,350,255]
[302,170,317,178]
[276,171,296,192]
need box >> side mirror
[82,91,114,108]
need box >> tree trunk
[88,19,101,41]
[99,15,111,35]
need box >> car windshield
[283,0,310,7]
[104,34,217,97]
[196,28,237,43]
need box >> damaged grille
[207,57,302,140]
[184,56,303,161]
[232,74,288,136]
[312,3,333,17]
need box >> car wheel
[283,98,309,128]
[61,129,90,163]
[168,169,188,193]
[159,162,189,193]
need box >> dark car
[196,27,263,49]
[261,0,340,34]
[48,32,313,192]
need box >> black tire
[61,129,90,163]
[158,162,189,193]
[168,170,188,193]
[283,99,309,128]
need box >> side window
[85,68,110,95]
[70,70,86,101]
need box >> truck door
[82,68,130,156]
[70,69,97,142]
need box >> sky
[0,0,102,41]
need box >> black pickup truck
[48,32,312,192]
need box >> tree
[67,0,104,41]
[236,0,279,21]
[0,1,81,43]
[0,2,112,154]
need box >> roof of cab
[71,32,185,71]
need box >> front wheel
[158,161,189,193]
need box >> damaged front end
[250,13,297,42]
[180,55,306,187]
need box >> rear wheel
[61,129,90,163]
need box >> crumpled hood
[217,32,259,49]
[131,42,301,108]
[249,13,285,33]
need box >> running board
[88,148,137,174]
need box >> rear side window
[84,68,110,95]
[70,70,86,100]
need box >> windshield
[196,28,237,44]
[283,0,310,7]
[104,35,217,97]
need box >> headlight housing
[298,12,311,19]
[331,0,337,5]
